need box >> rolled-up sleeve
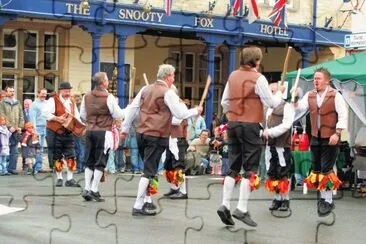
[164,90,198,120]
[335,92,348,129]
[42,98,55,121]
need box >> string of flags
[130,0,289,27]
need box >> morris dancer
[263,83,296,212]
[296,68,347,217]
[122,64,202,216]
[217,46,285,227]
[43,81,80,187]
[80,72,125,202]
[163,86,189,200]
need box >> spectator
[0,86,24,175]
[29,88,48,173]
[21,122,40,175]
[114,119,126,173]
[210,113,221,136]
[0,90,6,101]
[127,122,144,174]
[185,129,210,175]
[0,116,12,176]
[23,99,32,123]
[187,110,206,143]
[72,92,86,174]
[209,126,224,175]
[221,129,229,176]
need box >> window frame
[44,32,59,71]
[2,29,18,69]
[23,30,39,70]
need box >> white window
[44,33,58,70]
[2,30,18,68]
[22,76,37,101]
[44,75,57,94]
[24,32,38,69]
[2,74,17,97]
[184,53,195,83]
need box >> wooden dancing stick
[280,46,293,86]
[291,68,302,103]
[187,75,212,138]
[129,67,136,103]
[142,73,149,86]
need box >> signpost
[344,33,366,49]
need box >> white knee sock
[134,177,150,209]
[179,174,187,194]
[56,172,63,180]
[144,195,152,203]
[324,190,333,204]
[84,167,94,191]
[171,184,179,190]
[222,176,235,209]
[237,178,251,213]
[66,169,73,181]
[320,190,326,199]
[90,169,103,193]
[274,194,281,201]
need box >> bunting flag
[248,0,259,24]
[232,0,242,16]
[268,0,287,28]
[164,0,173,16]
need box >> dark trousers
[46,128,75,167]
[310,137,339,174]
[267,147,292,180]
[84,130,108,172]
[136,133,168,178]
[164,137,188,171]
[227,122,264,177]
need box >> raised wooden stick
[280,46,293,86]
[129,67,136,103]
[142,73,149,86]
[291,68,302,103]
[187,75,212,139]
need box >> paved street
[0,173,365,244]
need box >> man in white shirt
[122,64,203,216]
[296,68,348,217]
[43,81,81,187]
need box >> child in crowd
[209,126,223,175]
[0,116,12,176]
[221,129,229,176]
[106,120,120,174]
[114,119,126,173]
[21,122,40,175]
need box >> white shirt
[296,86,348,130]
[266,102,295,138]
[221,71,283,113]
[122,80,199,133]
[43,95,81,121]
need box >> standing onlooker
[23,99,32,123]
[187,111,206,143]
[221,129,229,176]
[114,119,126,173]
[21,122,40,175]
[0,90,6,101]
[72,92,86,174]
[127,122,144,174]
[29,88,48,173]
[209,127,224,175]
[0,86,24,175]
[0,116,12,175]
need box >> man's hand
[55,114,67,124]
[262,129,270,140]
[9,127,16,133]
[278,84,286,93]
[16,127,22,134]
[197,106,203,115]
[329,133,340,145]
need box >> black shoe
[232,209,257,227]
[170,192,188,200]
[217,205,235,226]
[9,170,18,175]
[132,203,156,216]
[81,190,92,201]
[269,200,282,211]
[90,191,105,202]
[65,179,81,187]
[318,200,335,217]
[144,202,157,210]
[278,200,290,212]
[56,179,63,187]
[164,188,179,197]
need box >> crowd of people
[0,46,348,229]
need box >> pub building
[0,0,351,126]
